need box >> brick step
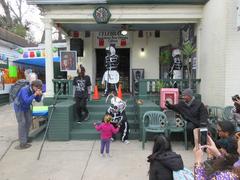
[70,128,140,140]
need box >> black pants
[75,97,88,121]
[186,122,198,145]
[111,120,129,141]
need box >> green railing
[139,79,201,98]
[53,79,73,98]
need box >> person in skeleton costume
[101,46,119,96]
[168,49,183,79]
[105,94,130,144]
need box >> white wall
[199,0,228,106]
[224,0,240,105]
[131,30,179,79]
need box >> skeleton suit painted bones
[105,95,130,144]
[102,46,119,96]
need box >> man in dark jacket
[166,88,208,144]
[14,79,43,149]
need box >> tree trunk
[0,0,13,27]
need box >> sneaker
[76,121,82,124]
[106,154,112,158]
[101,153,105,157]
[83,113,89,121]
[15,143,32,150]
[124,140,130,144]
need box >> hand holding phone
[200,128,208,146]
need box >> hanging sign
[95,31,129,48]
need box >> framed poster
[60,51,77,71]
[132,69,144,95]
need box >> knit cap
[182,88,193,97]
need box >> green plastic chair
[142,111,168,149]
[222,106,234,121]
[163,110,188,150]
[206,106,224,140]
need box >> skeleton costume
[102,46,119,96]
[169,49,182,79]
[105,95,130,143]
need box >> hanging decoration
[9,66,18,78]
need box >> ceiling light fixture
[121,30,128,35]
[120,24,128,36]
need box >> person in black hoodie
[165,88,208,145]
[147,135,184,180]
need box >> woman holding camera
[193,135,239,179]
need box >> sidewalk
[0,104,195,180]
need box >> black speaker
[70,38,84,57]
[138,30,143,38]
[155,30,160,38]
[85,31,90,38]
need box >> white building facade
[27,0,240,106]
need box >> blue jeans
[100,139,110,154]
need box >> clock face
[93,7,111,24]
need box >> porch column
[43,18,54,97]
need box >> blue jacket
[14,86,42,112]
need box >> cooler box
[160,88,179,109]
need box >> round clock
[93,7,111,24]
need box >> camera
[232,94,240,101]
[199,128,208,146]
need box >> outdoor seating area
[142,110,188,150]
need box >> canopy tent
[13,57,60,67]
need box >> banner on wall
[237,0,240,31]
[95,31,129,48]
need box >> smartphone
[199,128,208,146]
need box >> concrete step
[70,128,140,140]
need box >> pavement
[0,104,195,180]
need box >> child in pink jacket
[94,114,119,157]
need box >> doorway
[96,48,130,92]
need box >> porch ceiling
[60,23,185,32]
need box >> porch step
[70,128,140,140]
[72,120,139,129]
[88,104,135,112]
[86,111,136,120]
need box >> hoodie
[148,151,184,180]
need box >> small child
[94,114,119,157]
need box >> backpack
[9,79,29,104]
[173,168,194,180]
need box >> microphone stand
[37,88,63,160]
